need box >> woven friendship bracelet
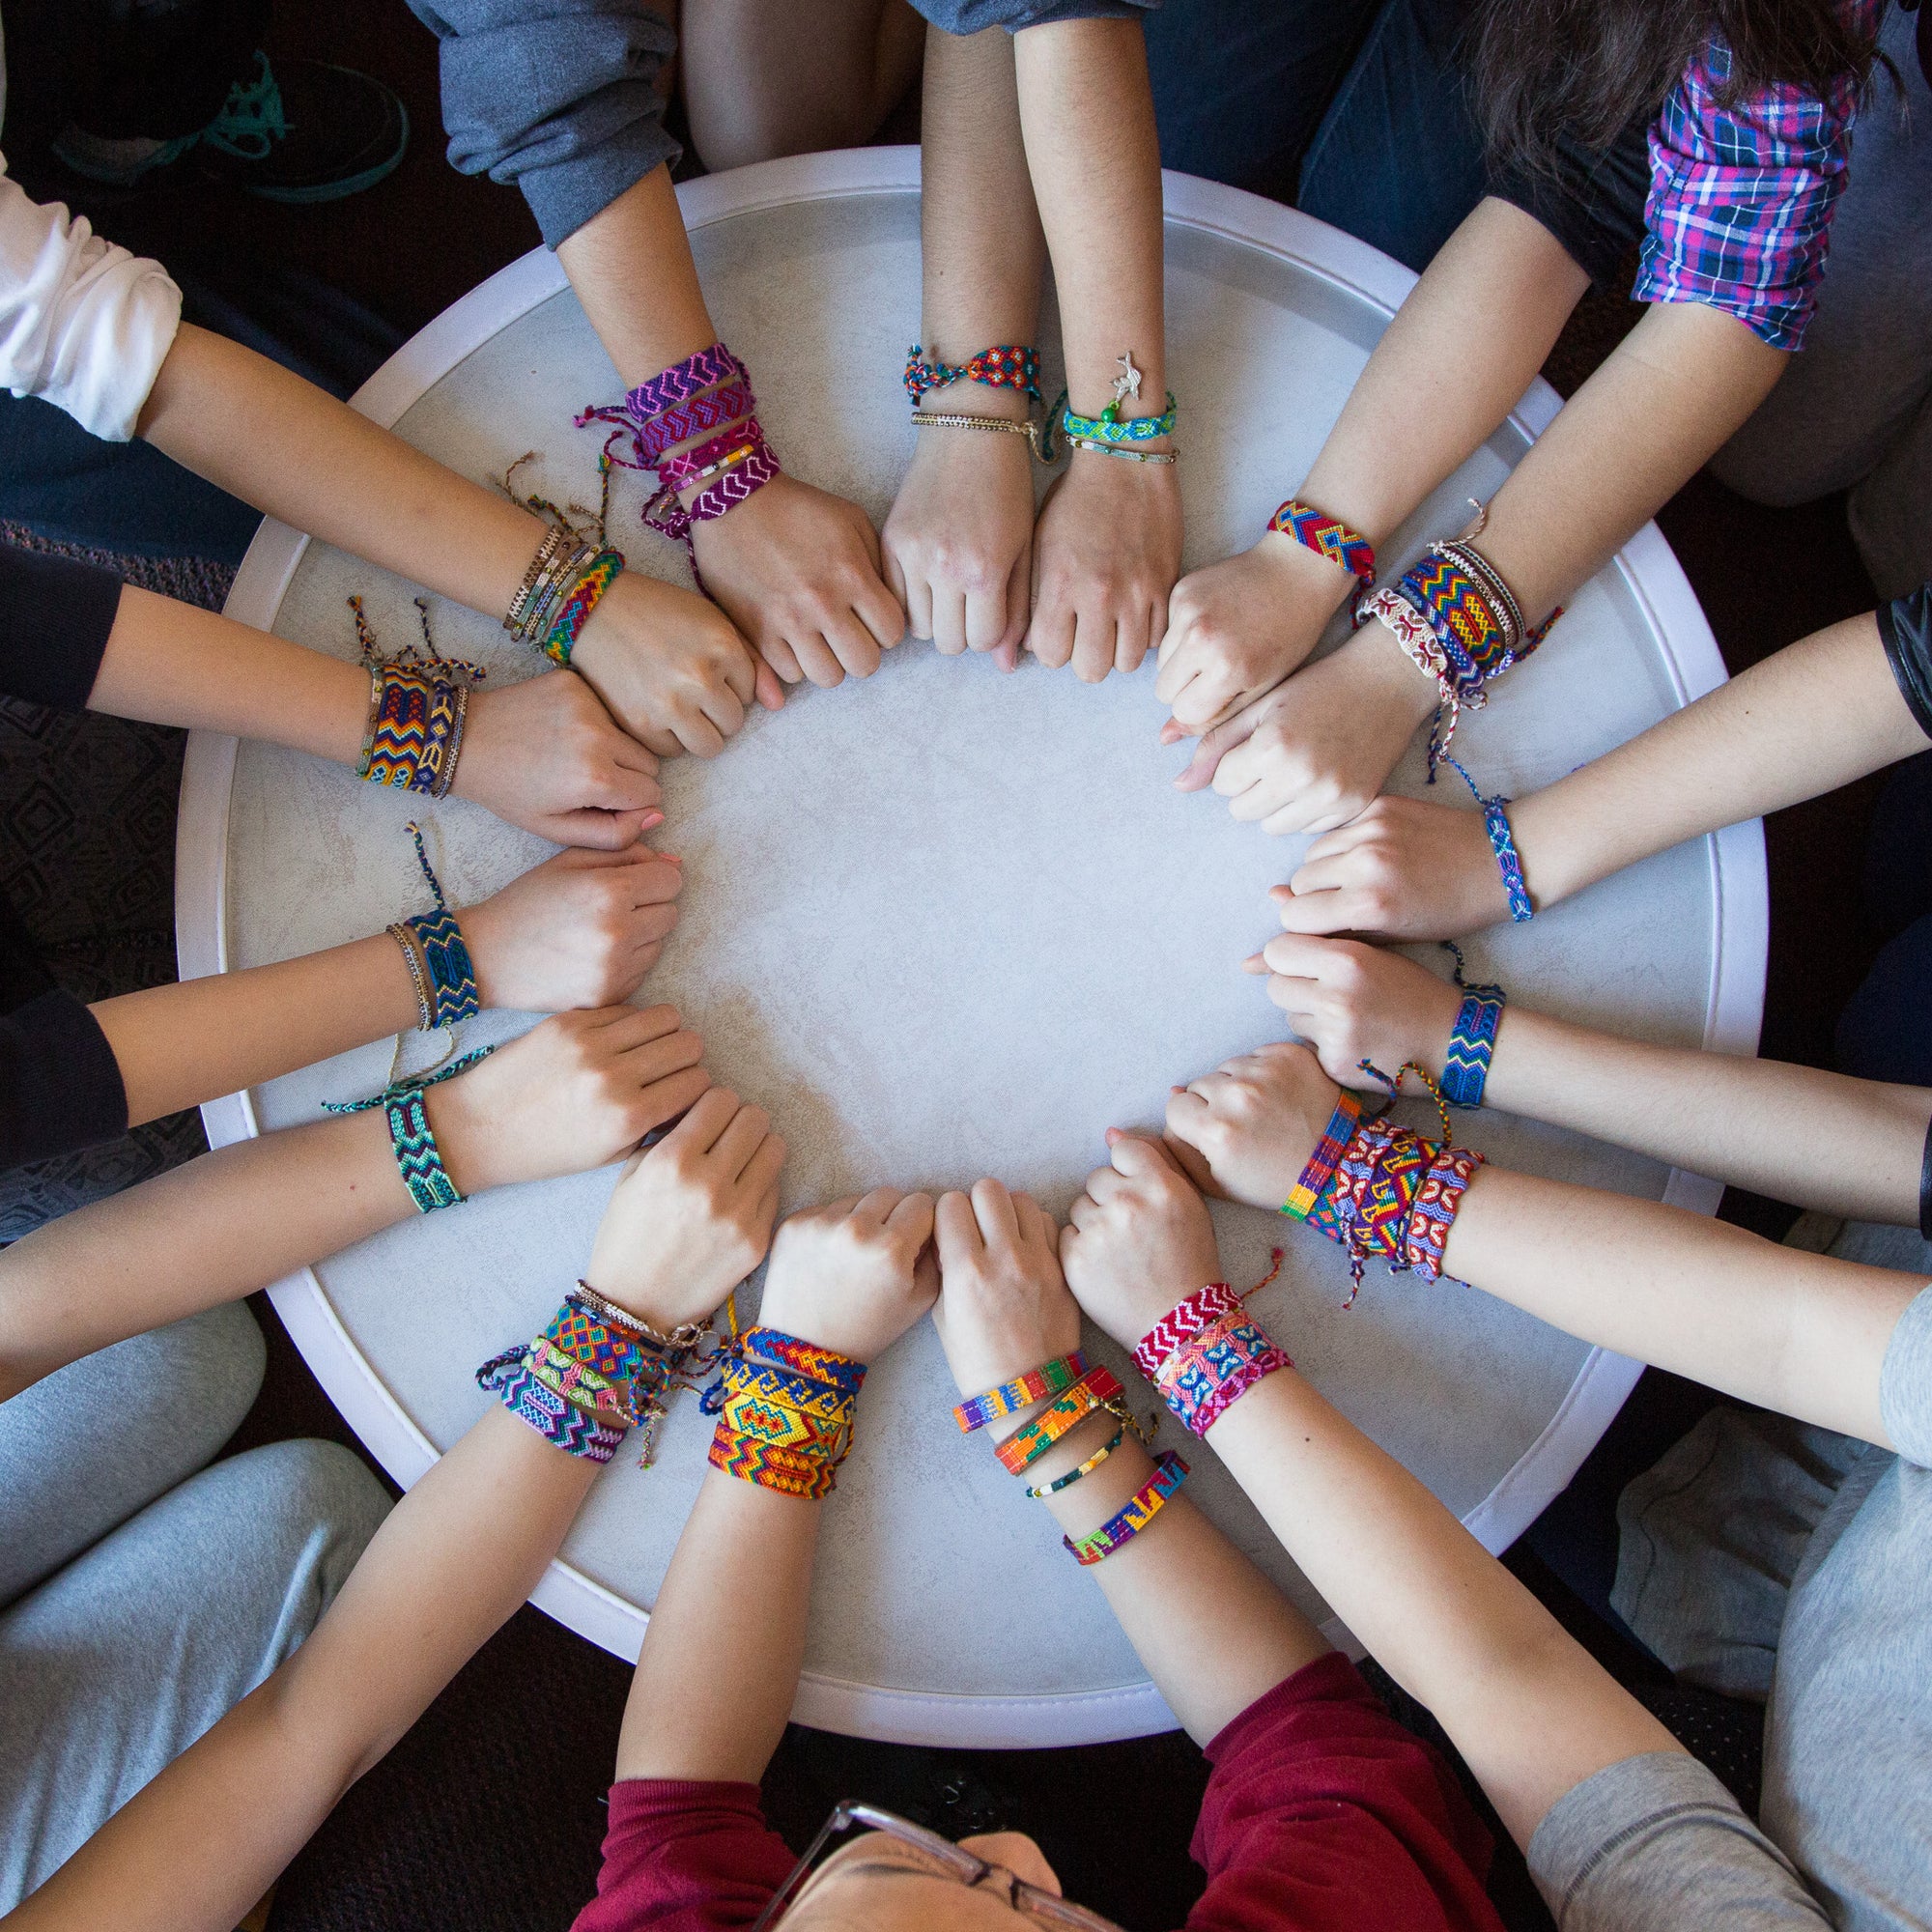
[1064,1450,1190,1565]
[706,1337,865,1500]
[1282,1092,1365,1220]
[1268,500,1376,585]
[322,1041,495,1211]
[1440,943,1507,1108]
[513,540,598,647]
[537,1288,714,1465]
[1157,1314,1293,1436]
[904,342,1041,407]
[476,1348,626,1463]
[1303,1115,1432,1305]
[994,1367,1127,1474]
[388,821,480,1029]
[539,548,624,668]
[654,420,762,493]
[1444,757,1533,923]
[643,438,781,567]
[953,1352,1090,1433]
[1043,388,1177,460]
[360,665,466,796]
[1026,1426,1125,1497]
[742,1326,869,1397]
[1403,1143,1484,1283]
[1132,1283,1244,1382]
[628,342,747,416]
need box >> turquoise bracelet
[324,1043,495,1213]
[1042,388,1177,460]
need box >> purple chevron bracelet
[630,342,747,416]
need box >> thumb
[1173,702,1264,793]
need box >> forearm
[134,324,551,619]
[1300,200,1588,561]
[614,1470,820,1782]
[919,24,1045,409]
[1022,1417,1327,1745]
[1208,1370,1678,1849]
[1440,1168,1924,1444]
[90,933,420,1128]
[554,166,720,390]
[0,1112,409,1397]
[1477,301,1786,623]
[1012,19,1165,417]
[1512,613,1920,906]
[8,1407,594,1932]
[88,585,367,759]
[1480,1008,1932,1222]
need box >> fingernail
[656,850,683,864]
[640,810,666,831]
[1240,953,1266,973]
[1268,885,1291,902]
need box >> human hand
[459,845,683,1012]
[692,472,906,690]
[1154,533,1352,736]
[582,1086,787,1330]
[1160,1040,1342,1212]
[756,1186,939,1363]
[1171,626,1439,836]
[882,421,1035,670]
[1269,794,1512,938]
[452,668,664,850]
[1025,449,1182,681]
[427,1004,709,1197]
[1245,934,1462,1087]
[1059,1133,1221,1351]
[569,568,781,760]
[929,1180,1077,1400]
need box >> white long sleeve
[0,155,181,440]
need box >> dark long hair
[1468,0,1880,168]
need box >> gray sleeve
[406,0,679,248]
[916,0,1157,33]
[1528,1752,1833,1930]
[1880,1282,1932,1466]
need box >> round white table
[177,150,1765,1747]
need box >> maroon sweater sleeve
[571,1780,796,1932]
[1185,1653,1504,1932]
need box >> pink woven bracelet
[655,419,763,493]
[629,342,746,416]
[1157,1313,1293,1436]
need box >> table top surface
[179,150,1765,1747]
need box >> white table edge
[175,149,1768,1746]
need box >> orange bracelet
[994,1366,1125,1474]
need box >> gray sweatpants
[0,1303,392,1910]
[1711,2,1932,601]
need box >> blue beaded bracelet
[1446,757,1533,924]
[1439,943,1506,1109]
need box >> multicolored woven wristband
[1442,988,1505,1108]
[323,1043,494,1214]
[1155,1314,1293,1436]
[1283,1093,1364,1220]
[1064,1450,1189,1565]
[953,1351,1089,1433]
[1269,499,1375,585]
[540,548,624,668]
[994,1367,1126,1474]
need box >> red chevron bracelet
[1132,1284,1244,1382]
[1269,499,1376,584]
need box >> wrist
[1254,526,1359,616]
[1349,620,1447,721]
[421,1073,507,1199]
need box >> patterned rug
[0,526,237,1239]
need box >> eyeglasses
[750,1799,1126,1932]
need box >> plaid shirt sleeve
[1634,0,1882,351]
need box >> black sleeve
[1879,582,1932,743]
[0,544,126,710]
[0,989,129,1168]
[1487,114,1652,292]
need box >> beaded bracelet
[323,1042,495,1213]
[910,412,1046,459]
[904,342,1041,408]
[387,821,481,1030]
[1064,1450,1190,1565]
[1440,942,1507,1108]
[1443,756,1533,923]
[1062,436,1177,465]
[504,524,574,637]
[1268,499,1376,586]
[1282,1093,1365,1220]
[539,548,624,668]
[953,1352,1090,1433]
[1026,1426,1124,1497]
[994,1367,1127,1474]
